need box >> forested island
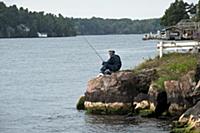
[0,2,162,38]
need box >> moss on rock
[76,96,85,110]
[171,123,199,133]
[138,109,154,117]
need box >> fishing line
[83,36,104,62]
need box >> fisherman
[99,50,122,75]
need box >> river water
[0,35,170,133]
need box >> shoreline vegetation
[77,53,200,133]
[0,0,199,39]
[0,2,76,38]
[0,2,161,38]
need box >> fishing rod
[83,37,104,62]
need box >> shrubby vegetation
[135,53,199,90]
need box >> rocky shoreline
[77,53,200,133]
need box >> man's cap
[108,50,115,53]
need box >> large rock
[194,63,200,83]
[84,101,132,115]
[85,70,157,103]
[147,83,167,113]
[85,71,137,103]
[173,101,200,132]
[148,83,163,103]
[133,93,155,111]
[84,69,157,114]
[193,80,200,104]
[164,71,196,115]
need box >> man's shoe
[97,73,104,77]
[104,70,111,75]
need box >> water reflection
[84,114,170,133]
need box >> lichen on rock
[84,101,132,115]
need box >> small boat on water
[142,31,163,40]
[37,32,48,38]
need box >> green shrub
[134,53,199,90]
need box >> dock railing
[157,41,200,58]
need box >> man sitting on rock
[99,50,122,75]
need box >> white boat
[37,32,48,38]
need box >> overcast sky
[2,0,198,19]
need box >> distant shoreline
[0,34,148,39]
[0,2,162,39]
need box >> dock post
[159,41,163,58]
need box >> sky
[2,0,198,20]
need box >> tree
[161,0,189,26]
[197,0,200,21]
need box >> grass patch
[134,53,199,90]
[154,76,178,90]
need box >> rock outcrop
[76,96,85,110]
[78,69,198,116]
[193,80,200,104]
[85,71,138,103]
[83,69,157,114]
[164,71,196,115]
[172,101,200,132]
[77,69,199,117]
[76,53,200,133]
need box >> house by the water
[163,19,200,41]
[156,20,200,56]
[143,19,200,41]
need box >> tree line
[0,2,164,38]
[161,0,200,27]
[73,17,162,35]
[1,0,200,38]
[0,2,76,38]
